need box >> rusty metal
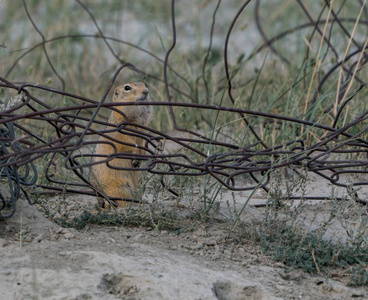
[1,0,368,218]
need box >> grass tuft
[65,209,181,231]
[242,218,368,286]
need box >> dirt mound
[0,198,366,299]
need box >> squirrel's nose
[143,88,149,95]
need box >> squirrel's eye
[124,85,131,91]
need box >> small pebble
[133,233,143,240]
[194,228,206,236]
[121,232,132,239]
[203,239,216,246]
[24,236,32,243]
[34,234,44,243]
[274,262,285,268]
[50,234,59,241]
[241,261,249,267]
[276,284,286,291]
[62,230,75,239]
[55,228,64,234]
[238,247,245,253]
[183,243,203,251]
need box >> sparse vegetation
[243,217,368,286]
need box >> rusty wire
[1,0,368,218]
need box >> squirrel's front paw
[132,159,141,168]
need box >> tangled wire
[1,0,368,218]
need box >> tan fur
[89,82,153,207]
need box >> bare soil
[1,190,367,300]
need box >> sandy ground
[1,189,367,300]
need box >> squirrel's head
[113,82,150,103]
[112,82,153,126]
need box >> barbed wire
[1,0,368,218]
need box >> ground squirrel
[89,82,153,207]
